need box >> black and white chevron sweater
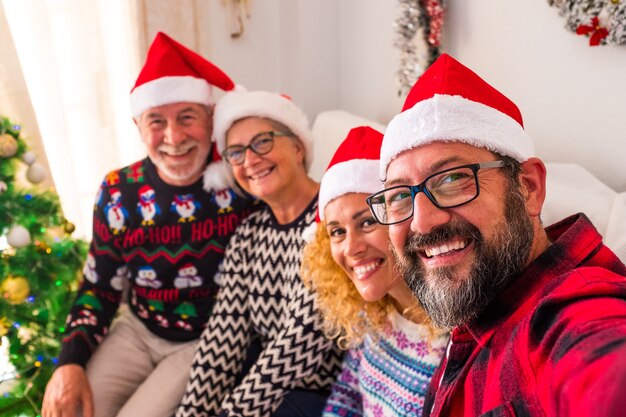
[176,197,343,417]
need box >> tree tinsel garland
[394,0,446,96]
[0,115,87,416]
[548,0,626,46]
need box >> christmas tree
[0,115,87,416]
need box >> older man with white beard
[366,53,626,417]
[42,32,254,417]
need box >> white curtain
[1,0,143,239]
[0,0,210,239]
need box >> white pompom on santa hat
[204,89,313,192]
[130,32,236,191]
[380,53,535,181]
[318,126,384,221]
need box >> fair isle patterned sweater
[176,197,344,417]
[58,158,254,367]
[324,311,448,417]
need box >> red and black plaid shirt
[424,213,626,417]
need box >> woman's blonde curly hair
[302,221,401,349]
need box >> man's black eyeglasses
[366,160,506,225]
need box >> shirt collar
[461,213,603,347]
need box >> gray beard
[393,188,534,330]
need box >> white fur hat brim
[318,159,381,221]
[213,90,313,170]
[379,94,534,181]
[130,76,212,118]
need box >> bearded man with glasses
[372,54,626,417]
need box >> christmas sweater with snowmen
[58,157,255,367]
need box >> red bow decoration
[576,16,609,46]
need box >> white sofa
[310,110,626,263]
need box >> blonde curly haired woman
[302,126,449,417]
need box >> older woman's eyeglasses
[221,131,294,165]
[366,160,505,225]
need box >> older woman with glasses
[175,90,343,417]
[301,126,448,417]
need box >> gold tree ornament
[0,133,18,158]
[2,276,30,305]
[0,317,11,337]
[64,221,76,235]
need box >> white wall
[203,0,626,192]
[203,0,341,120]
[334,1,626,191]
[337,0,404,123]
[442,1,626,192]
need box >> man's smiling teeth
[249,168,272,180]
[161,145,194,156]
[424,240,467,258]
[166,149,190,156]
[353,260,382,277]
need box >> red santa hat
[130,32,235,118]
[379,53,534,181]
[179,262,195,271]
[138,185,154,196]
[131,32,236,192]
[109,187,121,198]
[204,88,313,191]
[318,126,384,221]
